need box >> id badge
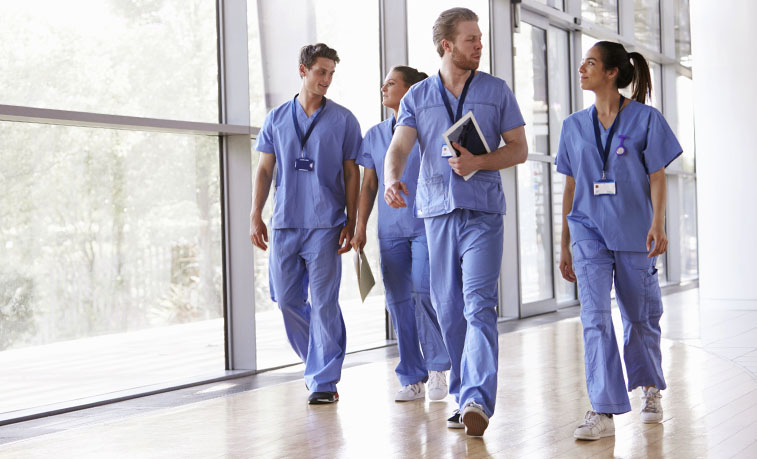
[441,144,453,157]
[294,158,314,171]
[593,180,616,196]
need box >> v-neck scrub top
[254,97,363,229]
[396,72,525,218]
[555,101,682,252]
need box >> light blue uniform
[255,96,362,393]
[396,71,525,417]
[357,117,450,386]
[555,100,682,414]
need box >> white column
[691,1,757,299]
[219,0,256,370]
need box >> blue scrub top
[255,97,363,229]
[357,117,425,239]
[555,101,683,252]
[396,71,525,218]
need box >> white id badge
[593,180,617,196]
[441,144,453,157]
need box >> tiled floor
[1,287,756,458]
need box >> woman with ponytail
[352,66,451,402]
[555,41,682,440]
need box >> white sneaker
[427,371,448,400]
[461,401,489,436]
[395,382,425,402]
[574,411,615,440]
[641,387,663,423]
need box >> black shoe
[447,409,464,429]
[308,391,339,404]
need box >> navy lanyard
[592,95,625,176]
[437,70,476,125]
[391,115,396,134]
[291,94,327,151]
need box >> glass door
[513,12,576,318]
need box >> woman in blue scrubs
[352,66,451,402]
[555,41,682,440]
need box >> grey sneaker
[427,371,448,400]
[461,401,489,436]
[574,411,615,440]
[447,409,464,429]
[395,382,425,402]
[641,387,663,423]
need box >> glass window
[407,0,491,76]
[249,0,381,132]
[0,1,218,123]
[532,0,564,10]
[514,23,549,156]
[674,0,693,67]
[551,171,576,303]
[634,0,661,52]
[680,176,698,280]
[582,0,619,32]
[676,74,696,173]
[0,122,223,414]
[517,162,554,303]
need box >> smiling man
[250,43,362,405]
[384,8,528,435]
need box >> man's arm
[448,125,528,177]
[250,152,276,250]
[383,125,418,208]
[338,159,360,254]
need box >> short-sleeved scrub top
[356,117,424,239]
[254,97,363,229]
[396,71,525,218]
[555,101,682,252]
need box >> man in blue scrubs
[384,8,528,436]
[250,43,362,405]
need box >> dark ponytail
[391,66,429,87]
[594,41,652,104]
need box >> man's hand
[448,142,480,177]
[646,221,668,258]
[384,180,409,209]
[250,214,268,251]
[338,222,355,254]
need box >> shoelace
[404,383,422,395]
[642,390,662,411]
[579,411,601,428]
[428,372,446,390]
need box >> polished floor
[1,288,757,458]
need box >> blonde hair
[432,7,479,57]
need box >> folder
[442,110,491,181]
[353,249,375,302]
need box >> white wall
[691,1,757,299]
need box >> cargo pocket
[415,175,446,217]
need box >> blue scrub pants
[425,209,503,417]
[572,238,667,414]
[269,226,346,393]
[379,234,450,386]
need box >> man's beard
[451,47,480,71]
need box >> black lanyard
[437,70,476,125]
[592,95,625,177]
[291,94,327,152]
[391,115,396,134]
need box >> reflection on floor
[0,295,387,418]
[2,288,757,458]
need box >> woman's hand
[559,245,576,282]
[351,226,367,252]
